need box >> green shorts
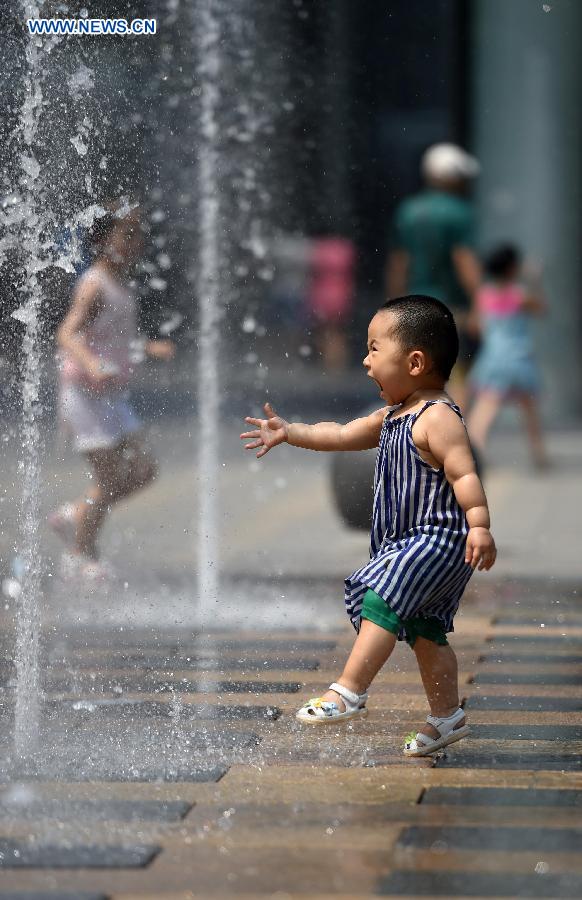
[361,588,449,648]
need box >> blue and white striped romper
[344,399,473,640]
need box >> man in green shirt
[387,143,482,409]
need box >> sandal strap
[413,732,434,748]
[426,707,465,735]
[329,682,367,706]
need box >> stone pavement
[0,577,581,899]
[0,427,580,898]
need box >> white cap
[421,143,480,181]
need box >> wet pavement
[0,416,580,897]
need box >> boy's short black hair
[379,295,459,381]
[484,243,521,279]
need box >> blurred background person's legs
[307,236,355,372]
[447,313,481,413]
[268,234,310,352]
[467,389,502,456]
[51,373,158,574]
[77,436,157,559]
[517,392,548,470]
[386,145,483,413]
[52,434,158,580]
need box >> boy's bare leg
[412,636,464,739]
[320,619,397,710]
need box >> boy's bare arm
[241,403,387,458]
[419,405,496,570]
[289,406,388,452]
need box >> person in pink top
[307,236,356,371]
[50,203,175,582]
[467,244,548,468]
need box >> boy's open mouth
[367,372,383,392]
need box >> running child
[50,203,175,582]
[467,244,547,468]
[240,295,496,756]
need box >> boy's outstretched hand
[465,526,497,571]
[240,402,289,459]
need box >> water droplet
[2,578,21,599]
[70,135,88,157]
[72,700,96,712]
[159,312,183,335]
[149,277,167,291]
[430,840,448,854]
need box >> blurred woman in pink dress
[307,236,356,371]
[50,204,175,582]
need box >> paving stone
[421,787,582,806]
[487,635,582,646]
[44,678,302,694]
[55,635,337,652]
[480,653,582,664]
[192,801,410,829]
[473,672,582,685]
[0,798,192,822]
[0,840,160,867]
[467,695,582,711]
[49,655,321,672]
[472,723,582,740]
[206,764,422,805]
[436,752,582,771]
[495,615,582,626]
[0,694,261,781]
[396,824,582,852]
[210,639,338,652]
[5,559,582,897]
[0,894,108,900]
[125,842,385,893]
[378,870,582,897]
[55,700,281,720]
[0,764,227,784]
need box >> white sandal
[296,682,368,724]
[403,707,470,756]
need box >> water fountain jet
[195,0,223,612]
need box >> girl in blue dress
[241,295,496,756]
[468,244,547,467]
